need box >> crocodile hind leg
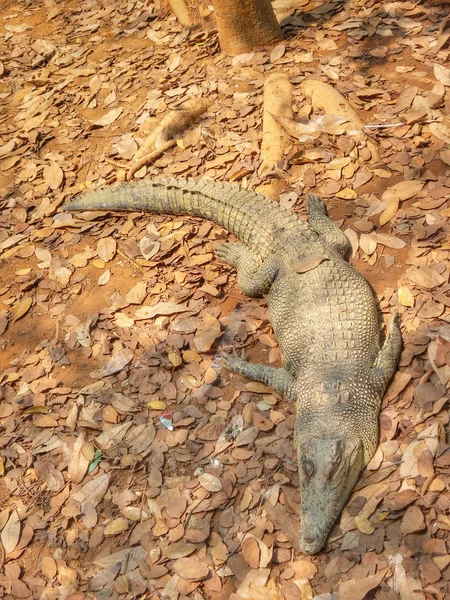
[222,348,296,400]
[371,312,402,396]
[216,242,278,297]
[307,194,351,258]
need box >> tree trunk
[212,0,283,55]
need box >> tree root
[257,73,293,200]
[127,141,177,180]
[127,98,210,180]
[169,0,197,26]
[299,79,380,162]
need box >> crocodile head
[297,435,363,554]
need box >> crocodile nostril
[303,534,316,545]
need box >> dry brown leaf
[172,557,209,580]
[10,297,32,323]
[344,228,359,256]
[294,254,329,273]
[41,556,57,579]
[233,568,271,600]
[139,237,160,260]
[198,473,223,492]
[162,541,198,560]
[192,312,221,352]
[182,350,202,363]
[125,281,147,304]
[290,560,318,579]
[338,572,386,600]
[382,180,424,202]
[245,382,274,394]
[104,517,129,536]
[434,63,450,86]
[379,197,399,226]
[82,502,98,529]
[400,506,425,534]
[398,286,415,308]
[98,269,111,286]
[440,148,450,165]
[11,579,31,598]
[369,233,406,249]
[96,348,134,377]
[241,535,273,570]
[270,43,286,62]
[399,575,425,600]
[428,121,450,143]
[97,237,117,262]
[0,233,27,251]
[72,473,111,507]
[68,433,90,484]
[407,267,446,290]
[135,302,191,320]
[88,563,122,591]
[1,510,21,554]
[90,107,123,127]
[359,233,377,255]
[336,188,357,200]
[43,161,64,190]
[115,312,134,328]
[355,514,375,535]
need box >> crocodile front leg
[216,242,278,297]
[371,312,402,395]
[307,194,351,258]
[222,348,296,400]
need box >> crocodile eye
[324,456,341,480]
[325,440,343,480]
[302,458,315,478]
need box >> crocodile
[63,178,402,554]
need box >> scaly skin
[63,179,402,553]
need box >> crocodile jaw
[298,435,363,554]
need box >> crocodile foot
[221,347,247,374]
[215,242,243,267]
[307,193,327,215]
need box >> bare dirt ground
[1,0,450,599]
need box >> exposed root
[127,140,176,180]
[299,79,380,162]
[168,0,197,26]
[127,98,210,180]
[257,73,293,200]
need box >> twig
[364,123,405,129]
[104,156,129,169]
[117,248,144,270]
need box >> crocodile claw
[215,242,241,266]
[307,193,327,215]
[221,347,247,374]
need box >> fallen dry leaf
[398,286,415,307]
[135,302,191,320]
[338,572,386,599]
[400,506,425,534]
[294,254,329,273]
[1,510,21,554]
[172,557,210,580]
[242,535,273,569]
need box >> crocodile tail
[63,178,306,254]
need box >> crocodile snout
[299,530,327,555]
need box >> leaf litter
[0,0,450,599]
